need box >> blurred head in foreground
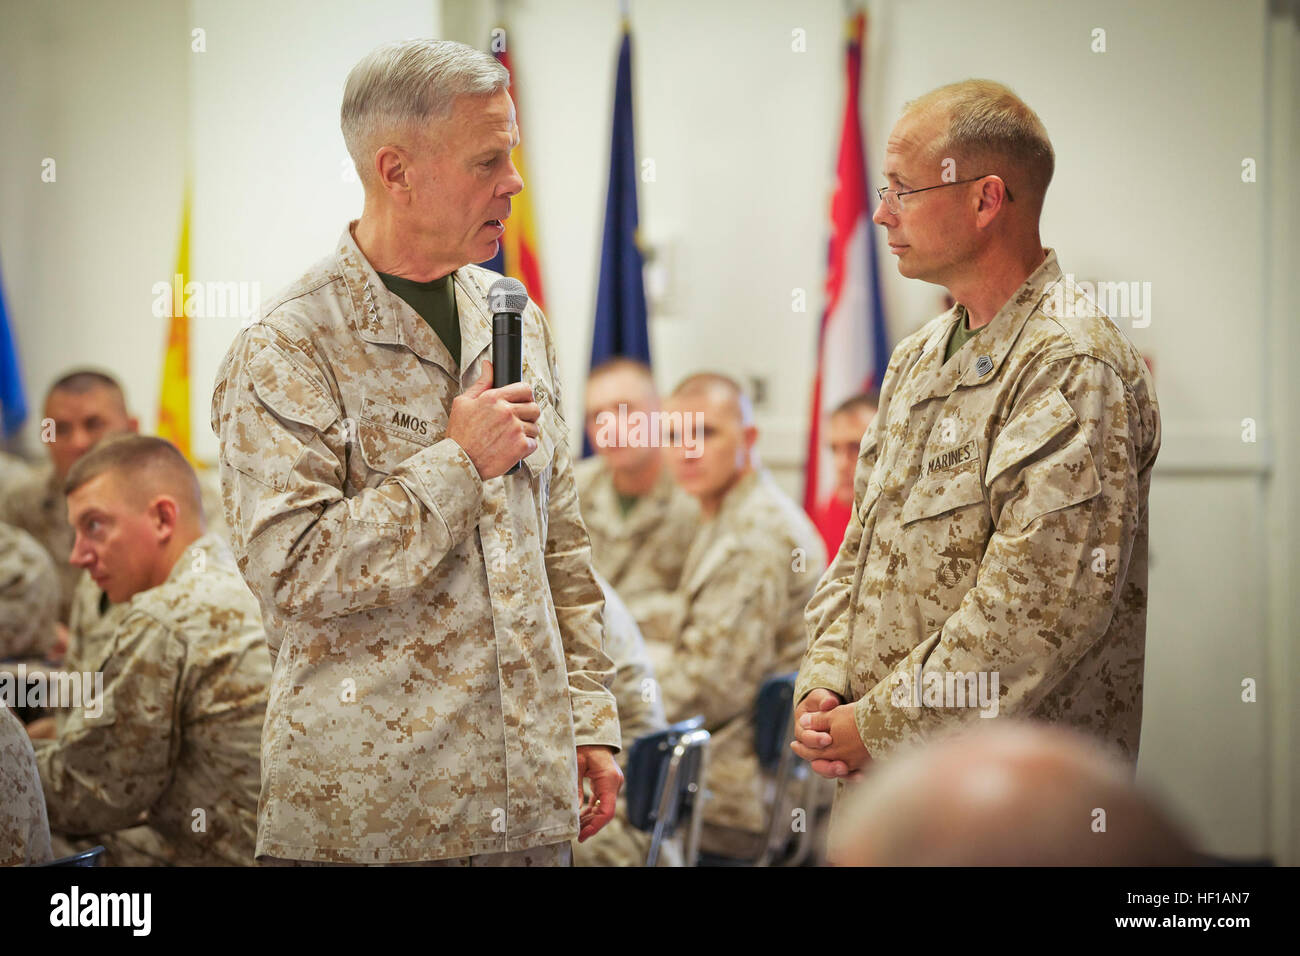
[832,721,1200,866]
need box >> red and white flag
[803,9,889,515]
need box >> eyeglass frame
[875,175,1014,214]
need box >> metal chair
[698,671,819,867]
[625,715,711,866]
[753,672,810,866]
[40,845,106,867]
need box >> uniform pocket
[355,417,432,477]
[224,346,338,492]
[986,387,1102,535]
[902,461,986,525]
[522,404,560,480]
[996,431,1101,535]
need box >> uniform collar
[335,222,495,385]
[595,458,677,529]
[905,248,1062,410]
[714,468,762,525]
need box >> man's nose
[871,195,896,227]
[70,427,96,454]
[501,158,524,197]
[69,535,93,568]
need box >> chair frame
[645,727,711,867]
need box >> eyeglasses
[875,175,1013,215]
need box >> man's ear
[127,417,140,434]
[975,178,1010,228]
[150,495,180,542]
[374,144,414,199]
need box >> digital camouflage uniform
[0,702,53,866]
[648,469,825,852]
[34,533,270,866]
[64,570,129,674]
[0,522,60,661]
[572,572,679,866]
[574,456,699,631]
[211,224,620,864]
[798,251,1161,822]
[1,465,80,623]
[0,452,36,506]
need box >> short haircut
[64,435,202,520]
[831,390,880,419]
[589,355,654,384]
[341,39,510,186]
[46,369,127,411]
[670,371,754,427]
[903,79,1055,209]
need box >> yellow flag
[157,186,191,461]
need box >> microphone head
[488,277,529,315]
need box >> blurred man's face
[407,88,523,267]
[828,406,876,505]
[872,108,979,285]
[67,472,165,604]
[584,368,660,472]
[44,386,136,481]
[664,389,753,504]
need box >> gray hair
[341,39,509,186]
[903,79,1055,209]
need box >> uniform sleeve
[211,327,485,626]
[852,354,1146,757]
[35,611,182,835]
[0,705,52,866]
[599,582,667,754]
[537,322,621,751]
[656,536,787,728]
[797,348,896,705]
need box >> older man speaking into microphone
[211,38,622,866]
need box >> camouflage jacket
[211,224,620,863]
[574,456,698,630]
[0,465,78,623]
[798,249,1160,765]
[0,522,60,660]
[34,534,270,865]
[650,469,826,834]
[0,702,53,865]
[594,572,666,757]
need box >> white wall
[1,0,1294,862]
[0,0,189,441]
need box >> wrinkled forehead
[450,89,518,142]
[883,108,946,179]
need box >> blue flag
[0,259,28,439]
[586,27,650,456]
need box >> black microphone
[489,277,529,476]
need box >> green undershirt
[945,308,982,363]
[377,271,461,369]
[616,491,639,517]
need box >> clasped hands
[789,688,871,779]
